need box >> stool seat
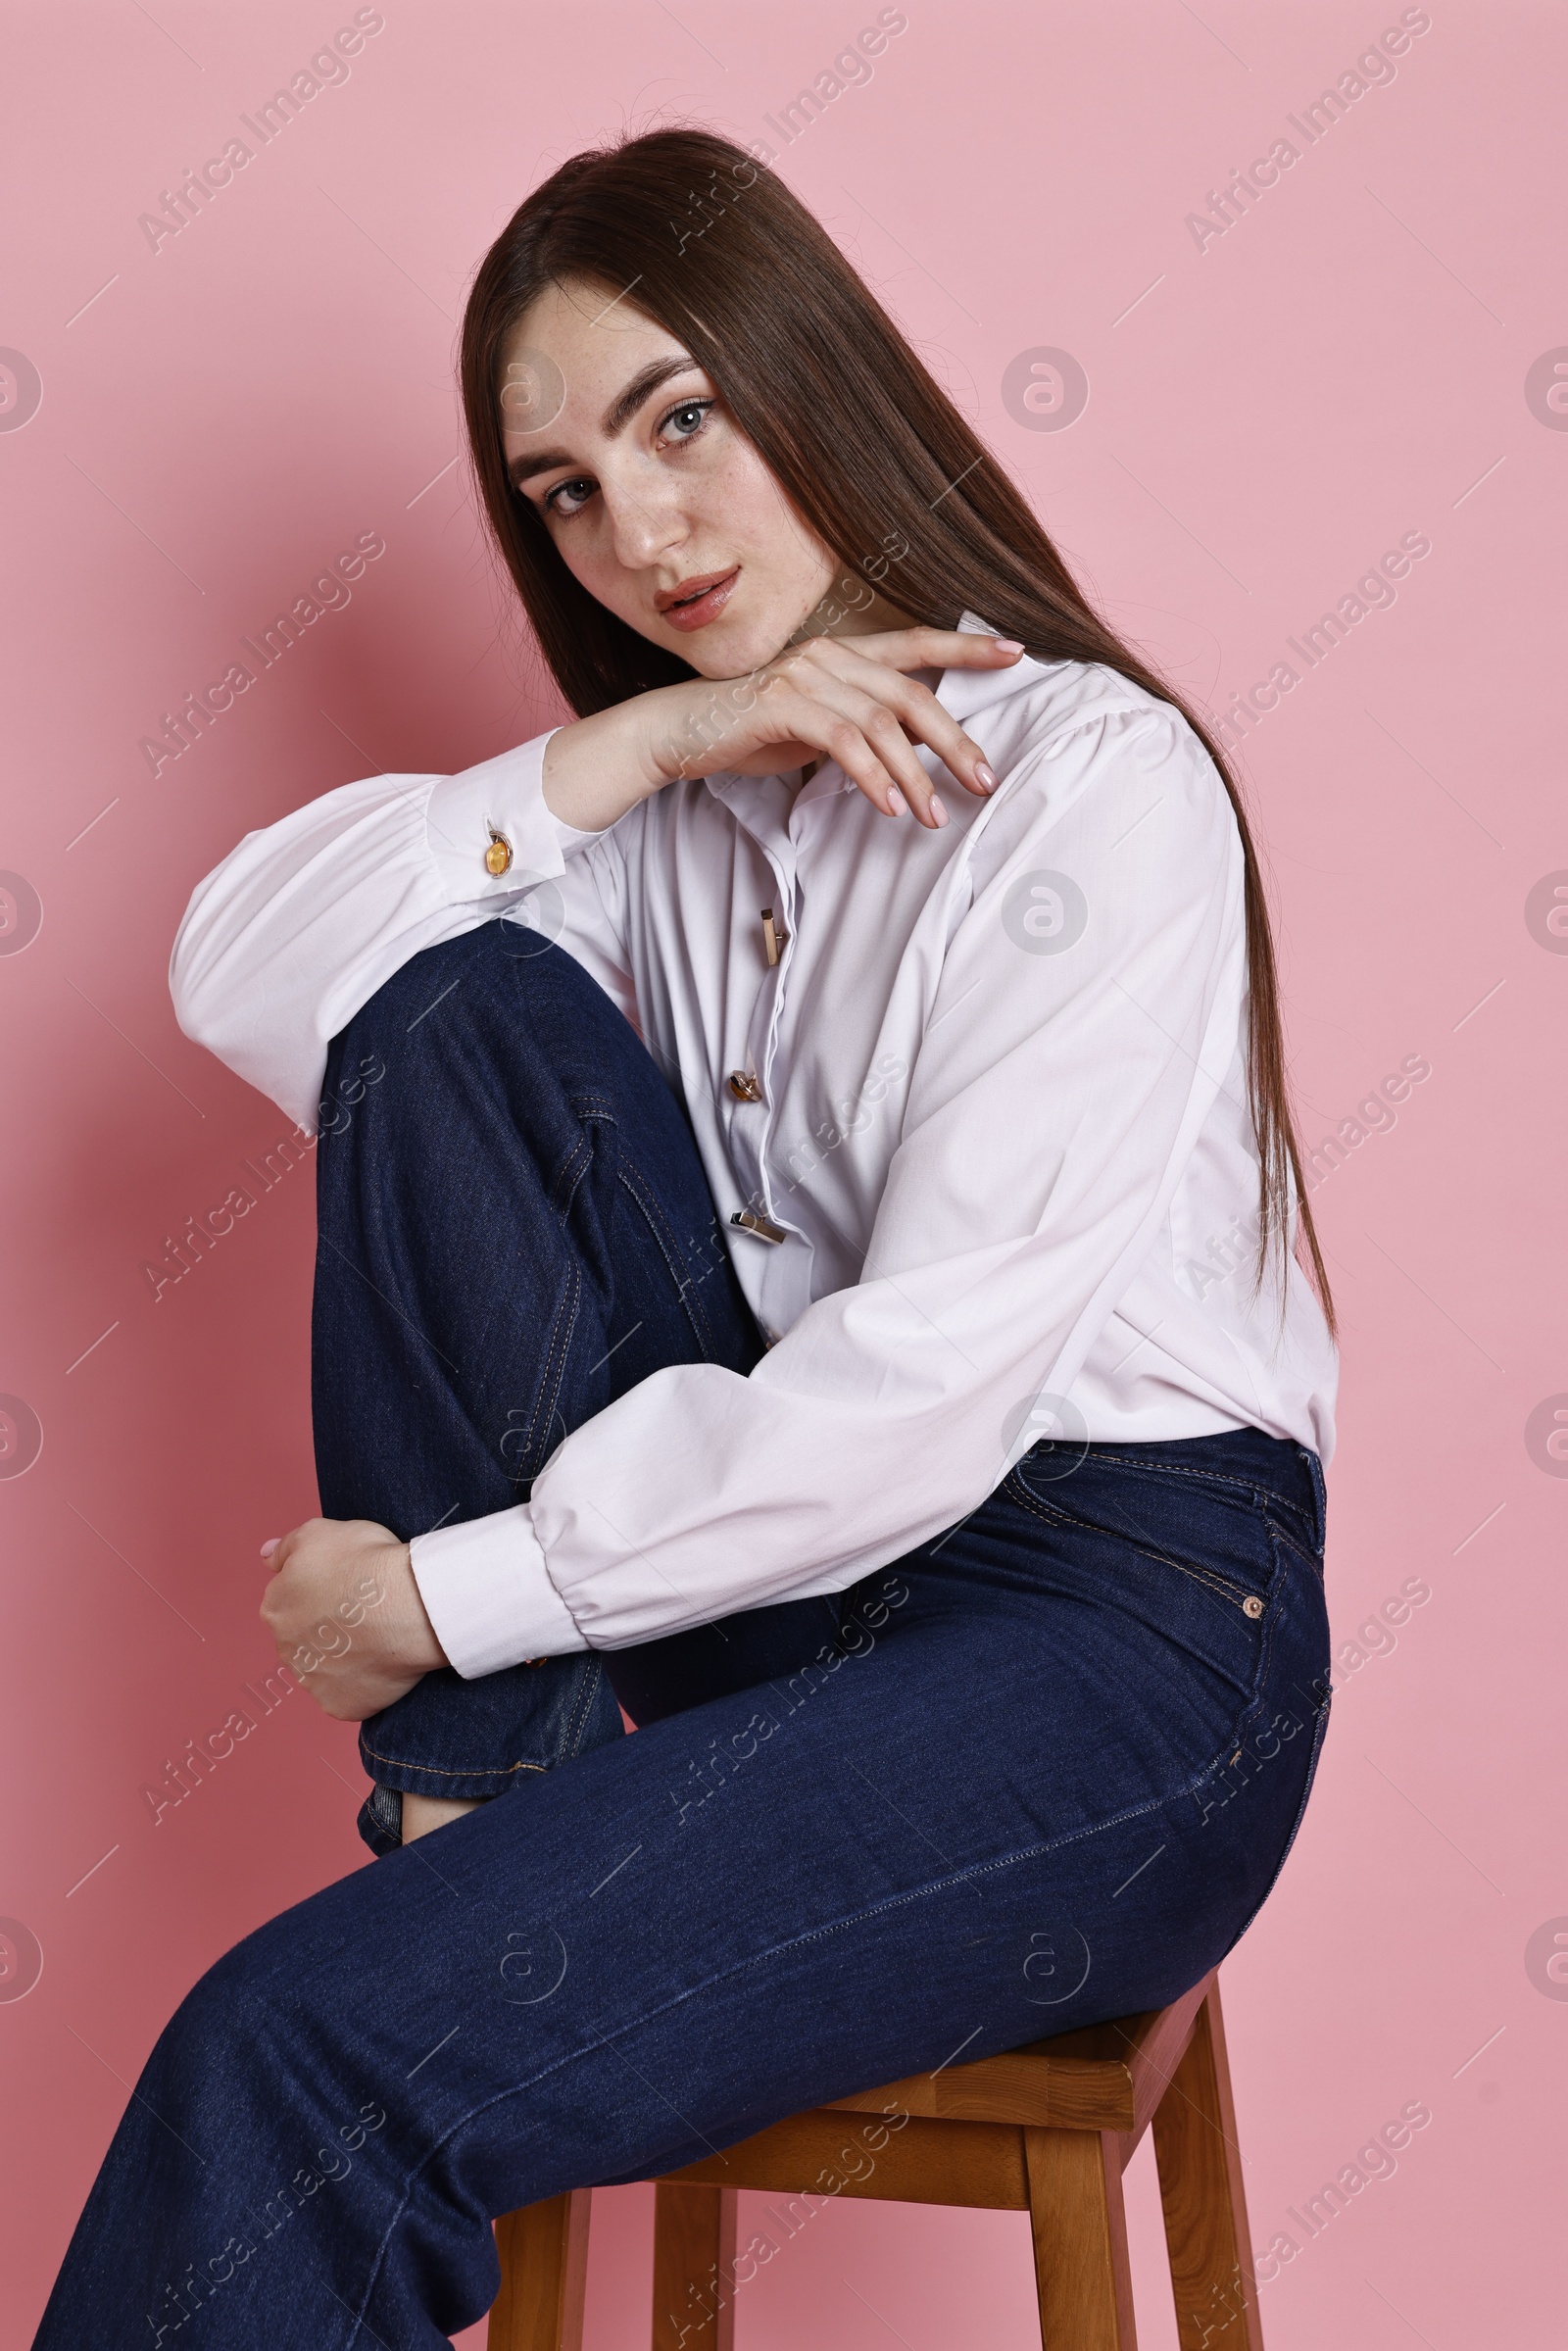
[489,1969,1264,2351]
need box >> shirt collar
[935,609,1054,722]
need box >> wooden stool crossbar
[489,1970,1264,2351]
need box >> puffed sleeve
[169,731,632,1134]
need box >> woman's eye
[662,398,714,443]
[544,475,595,517]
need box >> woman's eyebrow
[505,353,702,487]
[602,353,700,435]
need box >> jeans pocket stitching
[1002,1473,1271,1616]
[1082,1447,1318,1543]
[548,1130,594,1217]
[614,1159,721,1361]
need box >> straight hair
[458,126,1335,1334]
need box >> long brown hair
[458,126,1335,1335]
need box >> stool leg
[1152,1978,1265,2351]
[1024,2127,1138,2349]
[652,2181,737,2351]
[489,2189,592,2351]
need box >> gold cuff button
[484,827,514,877]
[727,1070,762,1102]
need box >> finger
[775,685,948,828]
[267,1515,331,1573]
[812,649,1001,801]
[829,627,1025,676]
[265,1527,302,1575]
[839,691,952,827]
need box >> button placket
[742,846,797,1234]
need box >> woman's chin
[666,602,799,681]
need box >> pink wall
[1,2,1562,2342]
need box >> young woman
[37,129,1338,2347]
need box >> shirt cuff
[409,1505,589,1678]
[423,728,607,897]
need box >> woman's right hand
[541,627,1025,836]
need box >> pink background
[1,2,1563,2343]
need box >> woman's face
[498,279,871,677]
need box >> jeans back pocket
[1000,1448,1284,1718]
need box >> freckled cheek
[551,517,633,612]
[714,492,829,613]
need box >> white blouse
[170,616,1338,1674]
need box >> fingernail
[886,787,907,816]
[974,761,998,793]
[261,1539,280,1559]
[928,794,950,827]
[994,638,1024,655]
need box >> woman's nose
[602,475,687,572]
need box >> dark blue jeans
[34,922,1332,2349]
[310,914,847,1853]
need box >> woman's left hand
[260,1517,448,1720]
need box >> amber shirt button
[727,1071,762,1102]
[484,830,513,876]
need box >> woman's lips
[658,566,739,632]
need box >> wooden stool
[489,1969,1263,2351]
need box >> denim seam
[511,1259,580,1482]
[357,1745,551,1780]
[1235,1524,1284,1744]
[1000,1474,1271,1615]
[560,1656,607,1761]
[613,1157,722,1363]
[1222,1682,1333,1947]
[546,1128,594,1220]
[341,1713,1286,2339]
